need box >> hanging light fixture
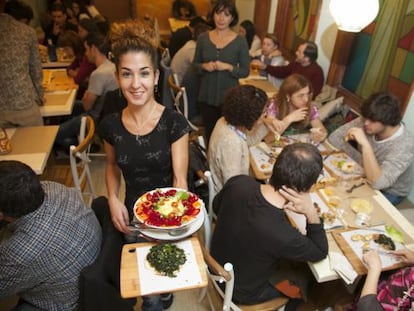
[329,0,380,32]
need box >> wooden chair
[203,170,217,224]
[69,115,96,206]
[168,74,199,131]
[200,244,289,311]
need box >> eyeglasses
[292,92,312,100]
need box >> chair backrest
[70,115,96,206]
[203,171,217,224]
[168,74,198,131]
[159,58,174,109]
[201,244,288,311]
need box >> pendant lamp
[329,0,380,32]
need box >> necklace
[128,103,157,141]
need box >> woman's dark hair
[109,19,159,71]
[57,30,84,59]
[240,20,255,48]
[212,0,239,27]
[0,161,45,218]
[5,0,34,22]
[361,92,402,126]
[269,143,322,192]
[222,85,267,131]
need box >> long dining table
[41,69,78,117]
[0,126,59,175]
[249,133,414,284]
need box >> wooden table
[239,77,278,98]
[41,69,78,117]
[249,136,414,283]
[168,18,190,32]
[42,61,71,69]
[0,126,59,175]
[120,236,208,298]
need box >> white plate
[138,209,205,241]
[134,187,203,229]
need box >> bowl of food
[133,188,203,229]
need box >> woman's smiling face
[117,51,159,107]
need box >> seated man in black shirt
[211,143,328,307]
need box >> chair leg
[198,286,208,303]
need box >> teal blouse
[193,32,250,107]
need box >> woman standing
[193,0,250,142]
[99,19,190,232]
[98,19,190,310]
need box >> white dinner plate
[138,209,205,241]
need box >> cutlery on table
[346,182,366,193]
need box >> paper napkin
[329,251,358,284]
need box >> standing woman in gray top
[193,0,250,142]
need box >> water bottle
[47,39,57,62]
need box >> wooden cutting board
[332,227,412,274]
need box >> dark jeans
[381,190,404,206]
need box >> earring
[154,84,158,93]
[118,88,122,98]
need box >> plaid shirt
[0,182,102,310]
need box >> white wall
[314,0,337,81]
[236,0,255,29]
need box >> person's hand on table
[264,115,283,134]
[108,196,131,234]
[279,186,320,224]
[363,250,382,274]
[310,127,327,144]
[389,249,414,265]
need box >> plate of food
[133,188,204,240]
[324,152,363,179]
[340,226,404,269]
